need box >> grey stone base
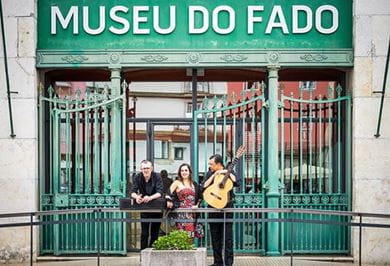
[140,248,206,266]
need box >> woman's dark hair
[177,163,193,184]
[209,154,224,166]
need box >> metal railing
[1,208,389,266]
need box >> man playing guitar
[202,154,241,266]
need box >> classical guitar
[203,145,246,209]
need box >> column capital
[267,65,280,71]
[109,68,122,79]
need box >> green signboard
[38,0,352,50]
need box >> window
[174,147,184,160]
[300,113,315,141]
[186,102,202,113]
[154,140,169,159]
[244,81,261,90]
[299,81,316,91]
[184,82,210,93]
[185,102,203,118]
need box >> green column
[110,68,121,193]
[266,66,280,256]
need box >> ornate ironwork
[39,83,127,255]
[186,52,201,64]
[300,54,328,62]
[140,54,168,63]
[220,54,248,63]
[61,55,89,63]
[267,51,280,64]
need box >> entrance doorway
[39,68,351,255]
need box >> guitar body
[203,173,234,209]
[203,145,246,209]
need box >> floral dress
[176,187,196,237]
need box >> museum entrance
[39,67,351,255]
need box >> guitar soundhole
[219,183,224,189]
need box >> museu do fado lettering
[51,5,340,36]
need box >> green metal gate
[38,78,351,255]
[39,84,127,255]
[193,82,351,255]
[194,86,267,254]
[280,84,352,254]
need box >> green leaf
[152,230,194,250]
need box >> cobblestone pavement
[6,255,369,266]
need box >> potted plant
[140,230,206,266]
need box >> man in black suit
[130,160,163,249]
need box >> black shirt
[130,172,163,197]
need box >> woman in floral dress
[166,163,202,238]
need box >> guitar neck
[221,156,241,184]
[227,156,240,173]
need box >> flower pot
[140,247,206,266]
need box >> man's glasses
[141,167,151,170]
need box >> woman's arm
[166,181,179,209]
[194,182,203,207]
[170,180,179,193]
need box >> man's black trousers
[140,213,162,250]
[209,211,234,266]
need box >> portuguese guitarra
[203,145,246,209]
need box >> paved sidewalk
[6,254,366,266]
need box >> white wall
[130,82,185,93]
[0,0,38,262]
[353,0,390,264]
[134,97,187,118]
[129,82,227,95]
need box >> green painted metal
[194,86,266,254]
[194,80,351,255]
[280,84,352,254]
[266,67,281,255]
[36,49,354,69]
[36,0,353,68]
[111,69,121,194]
[38,0,352,50]
[39,80,127,255]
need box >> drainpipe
[374,39,390,138]
[0,0,16,138]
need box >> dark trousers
[209,211,234,266]
[140,213,162,250]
